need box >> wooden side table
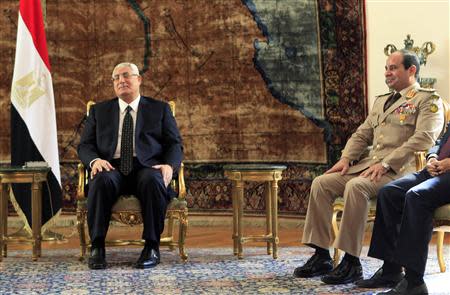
[0,167,50,261]
[224,164,286,259]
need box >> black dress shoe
[293,253,333,278]
[321,259,363,285]
[378,278,428,295]
[135,246,160,269]
[355,267,404,288]
[88,247,107,270]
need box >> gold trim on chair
[433,208,450,272]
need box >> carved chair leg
[178,211,188,261]
[332,248,341,266]
[265,182,272,255]
[436,231,446,272]
[77,209,87,261]
[331,208,341,266]
[167,213,175,250]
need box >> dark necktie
[120,106,133,175]
[438,137,450,160]
[383,92,402,112]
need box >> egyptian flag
[10,0,62,228]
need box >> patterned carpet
[0,246,449,294]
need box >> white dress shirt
[89,95,141,168]
[113,95,140,159]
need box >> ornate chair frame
[76,100,188,261]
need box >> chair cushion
[334,197,377,215]
[112,195,141,212]
[434,204,450,221]
[168,197,187,210]
[111,195,187,212]
[77,198,88,210]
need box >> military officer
[294,49,445,285]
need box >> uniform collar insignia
[405,89,417,99]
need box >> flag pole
[38,0,67,242]
[42,0,46,22]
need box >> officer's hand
[433,158,450,175]
[152,164,173,187]
[325,158,350,175]
[91,159,114,178]
[426,157,439,176]
[360,163,388,182]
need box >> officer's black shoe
[293,253,333,278]
[321,259,363,285]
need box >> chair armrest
[77,162,87,200]
[177,163,186,199]
[414,151,427,171]
[170,163,186,199]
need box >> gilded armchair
[76,100,188,261]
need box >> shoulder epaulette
[418,87,436,92]
[375,91,393,98]
[429,93,441,100]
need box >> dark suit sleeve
[427,122,450,158]
[161,103,183,171]
[78,106,100,167]
[427,142,440,157]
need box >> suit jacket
[428,121,450,157]
[78,96,183,171]
[341,83,444,177]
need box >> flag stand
[8,222,67,243]
[8,188,67,243]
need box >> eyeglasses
[112,72,139,81]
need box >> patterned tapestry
[0,0,367,216]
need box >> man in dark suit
[78,62,183,270]
[356,122,450,294]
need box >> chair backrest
[168,101,175,116]
[444,99,450,134]
[86,101,96,115]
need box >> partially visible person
[294,50,444,285]
[356,121,450,295]
[78,62,183,270]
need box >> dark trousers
[87,159,169,247]
[368,169,450,275]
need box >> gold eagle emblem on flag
[11,71,47,109]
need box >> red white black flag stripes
[10,0,62,227]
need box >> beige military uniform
[302,82,445,257]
